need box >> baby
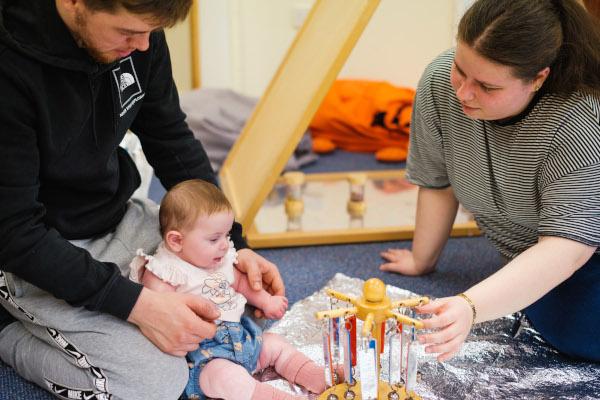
[129,179,327,400]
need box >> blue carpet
[261,236,501,306]
[0,150,502,399]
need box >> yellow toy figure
[315,279,428,400]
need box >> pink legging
[199,332,325,400]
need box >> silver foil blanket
[261,273,600,399]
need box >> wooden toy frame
[245,169,479,248]
[217,0,479,248]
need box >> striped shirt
[406,49,600,259]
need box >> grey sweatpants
[0,198,188,400]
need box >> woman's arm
[380,186,459,275]
[466,236,595,322]
[418,236,596,361]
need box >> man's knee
[120,351,188,400]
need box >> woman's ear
[165,230,184,252]
[532,66,551,92]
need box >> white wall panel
[191,0,470,96]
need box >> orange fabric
[375,146,408,163]
[309,80,415,160]
[311,137,336,154]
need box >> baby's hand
[262,295,288,320]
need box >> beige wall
[165,13,193,92]
[339,0,456,88]
[166,0,472,96]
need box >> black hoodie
[0,0,247,320]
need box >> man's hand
[128,288,220,356]
[236,248,285,318]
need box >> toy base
[317,380,421,400]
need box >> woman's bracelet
[457,292,477,325]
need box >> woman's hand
[379,248,435,275]
[416,296,474,362]
[379,186,459,276]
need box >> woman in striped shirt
[380,0,600,362]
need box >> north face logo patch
[119,73,135,91]
[112,57,144,116]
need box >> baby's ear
[165,230,184,252]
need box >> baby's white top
[129,240,246,322]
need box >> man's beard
[74,10,117,64]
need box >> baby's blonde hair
[159,179,233,237]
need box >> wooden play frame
[246,169,480,248]
[217,0,479,248]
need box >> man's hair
[159,179,233,236]
[82,0,192,27]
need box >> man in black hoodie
[0,1,284,398]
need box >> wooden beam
[190,0,201,88]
